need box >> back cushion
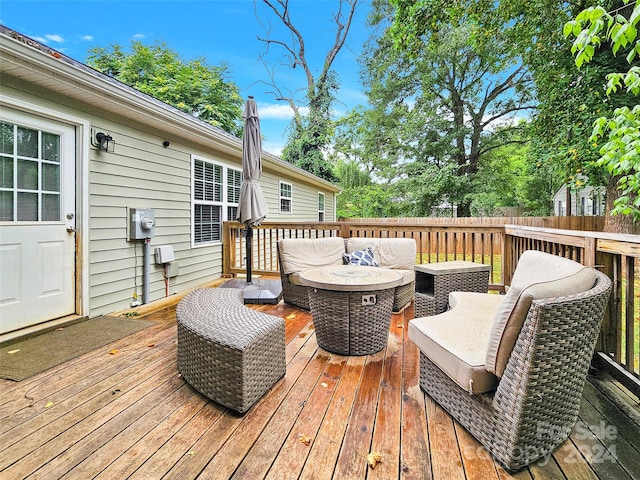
[346,238,416,269]
[485,251,597,377]
[279,237,345,274]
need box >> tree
[468,128,532,216]
[366,0,534,215]
[255,0,360,181]
[565,1,640,230]
[500,0,633,224]
[87,41,244,136]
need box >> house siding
[260,171,335,221]
[1,62,338,320]
[553,184,605,216]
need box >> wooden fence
[222,218,638,397]
[345,216,606,230]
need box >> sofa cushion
[409,292,504,394]
[346,238,416,270]
[279,237,345,275]
[343,247,379,267]
[395,269,415,286]
[486,251,597,377]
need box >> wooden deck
[1,299,639,479]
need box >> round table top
[299,265,402,292]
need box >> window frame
[279,181,292,214]
[191,155,242,247]
[318,192,325,222]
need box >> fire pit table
[299,265,402,355]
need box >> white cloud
[45,34,64,43]
[258,102,308,120]
[81,35,94,42]
[133,33,146,39]
[262,139,284,157]
[32,36,47,44]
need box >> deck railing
[222,219,639,397]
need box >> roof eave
[0,26,340,193]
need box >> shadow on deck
[1,296,639,479]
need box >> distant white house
[553,184,606,216]
[0,26,340,335]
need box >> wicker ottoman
[177,288,286,413]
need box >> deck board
[0,298,638,479]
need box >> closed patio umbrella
[221,96,281,304]
[238,96,268,231]
[238,96,267,283]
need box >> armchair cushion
[486,251,597,377]
[409,293,504,394]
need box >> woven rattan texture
[176,288,286,413]
[418,270,611,470]
[393,281,415,312]
[277,242,310,310]
[278,239,414,312]
[308,287,394,355]
[415,269,490,317]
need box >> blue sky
[0,0,372,155]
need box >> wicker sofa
[408,250,612,470]
[277,237,416,312]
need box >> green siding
[2,79,337,318]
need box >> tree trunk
[604,175,640,234]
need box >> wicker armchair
[413,269,611,470]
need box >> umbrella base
[219,278,283,305]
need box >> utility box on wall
[155,245,175,264]
[129,208,155,240]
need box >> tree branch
[481,104,536,129]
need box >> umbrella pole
[246,226,253,284]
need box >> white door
[0,108,76,334]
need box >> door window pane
[17,159,38,190]
[42,163,60,192]
[17,192,38,221]
[0,122,14,155]
[17,127,38,158]
[0,191,13,221]
[1,157,13,188]
[42,132,60,162]
[42,194,60,221]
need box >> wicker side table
[414,261,491,317]
[299,266,402,355]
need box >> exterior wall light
[92,132,115,152]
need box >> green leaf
[630,5,640,27]
[589,6,607,22]
[563,22,575,38]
